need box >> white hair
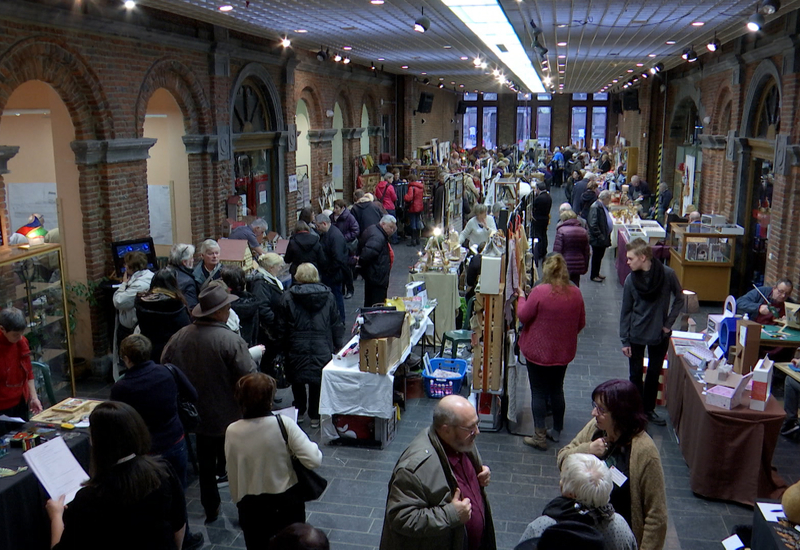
[559,202,572,213]
[598,190,612,201]
[380,214,397,225]
[198,239,219,255]
[560,454,613,509]
[169,243,195,266]
[251,218,268,231]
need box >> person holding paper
[0,307,43,420]
[46,401,187,550]
[558,380,667,550]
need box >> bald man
[380,395,496,550]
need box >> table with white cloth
[319,306,434,444]
[408,272,459,345]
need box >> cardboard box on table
[750,357,774,411]
[359,317,411,375]
[731,319,762,374]
[706,373,752,410]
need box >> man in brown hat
[162,280,256,524]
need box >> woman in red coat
[403,179,424,246]
[517,253,586,451]
[553,209,590,287]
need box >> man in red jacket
[0,308,43,422]
[404,179,425,246]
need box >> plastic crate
[423,358,467,398]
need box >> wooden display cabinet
[669,223,735,301]
[0,244,76,399]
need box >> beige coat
[557,419,667,550]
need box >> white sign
[288,174,298,193]
[147,184,173,245]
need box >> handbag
[164,363,200,433]
[275,415,327,502]
[360,307,406,339]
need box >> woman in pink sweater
[518,253,586,451]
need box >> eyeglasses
[591,401,607,415]
[453,422,480,437]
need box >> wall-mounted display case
[669,223,735,301]
[0,244,75,401]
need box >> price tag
[609,466,628,487]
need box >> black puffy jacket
[284,231,326,278]
[277,283,344,384]
[320,225,349,284]
[134,293,191,362]
[231,291,260,347]
[248,271,283,341]
[357,224,391,287]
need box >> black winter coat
[580,189,598,220]
[358,224,391,287]
[320,225,349,284]
[134,293,191,362]
[231,291,260,347]
[248,271,283,341]
[351,201,385,235]
[587,201,612,248]
[532,191,552,227]
[278,283,344,384]
[284,231,326,278]
[175,265,199,310]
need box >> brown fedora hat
[192,280,238,318]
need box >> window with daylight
[517,93,532,101]
[464,92,478,101]
[516,106,531,147]
[591,107,607,147]
[483,93,498,101]
[463,106,478,149]
[573,93,589,101]
[571,106,587,144]
[537,94,552,101]
[593,93,608,101]
[482,106,497,150]
[536,106,551,148]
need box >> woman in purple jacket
[553,209,590,287]
[332,200,360,299]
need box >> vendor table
[774,362,800,384]
[319,306,434,444]
[408,272,459,345]
[751,500,799,550]
[615,230,671,286]
[0,428,90,550]
[760,324,800,348]
[666,342,787,505]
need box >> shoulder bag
[164,363,200,433]
[275,415,327,502]
[359,306,406,339]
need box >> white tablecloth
[319,308,433,443]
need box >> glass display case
[0,244,75,401]
[669,223,736,301]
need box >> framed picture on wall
[327,161,333,175]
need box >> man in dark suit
[532,181,552,266]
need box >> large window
[516,106,531,147]
[536,106,551,148]
[571,106,587,144]
[482,106,497,150]
[463,106,478,149]
[591,107,607,147]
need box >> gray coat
[620,265,685,347]
[161,320,256,436]
[380,427,496,550]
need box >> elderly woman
[249,253,287,375]
[518,254,585,450]
[277,263,344,428]
[192,239,221,291]
[459,204,497,248]
[553,210,589,287]
[134,267,191,362]
[0,308,43,421]
[113,251,154,379]
[558,380,667,550]
[46,401,187,550]
[520,453,637,550]
[168,243,198,309]
[225,373,322,550]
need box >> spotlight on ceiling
[123,0,136,8]
[343,56,351,64]
[707,35,720,52]
[760,0,780,15]
[438,82,445,88]
[414,8,430,33]
[473,57,482,67]
[422,77,430,84]
[529,20,543,37]
[747,12,765,31]
[280,37,291,48]
[681,48,698,62]
[333,52,342,62]
[649,63,664,74]
[316,48,328,62]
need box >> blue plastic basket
[423,358,468,399]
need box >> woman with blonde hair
[517,253,586,450]
[553,209,590,287]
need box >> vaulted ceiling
[141,0,798,94]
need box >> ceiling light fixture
[692,21,705,26]
[294,29,308,33]
[747,11,765,31]
[370,0,384,4]
[666,40,676,45]
[681,47,698,62]
[343,56,351,64]
[316,48,328,62]
[401,65,408,69]
[636,63,644,67]
[650,63,664,74]
[124,0,136,8]
[557,42,567,47]
[444,45,452,49]
[333,52,342,62]
[218,4,233,11]
[280,37,291,48]
[648,53,657,57]
[378,57,384,61]
[438,83,445,88]
[343,46,352,51]
[760,0,780,14]
[414,8,431,33]
[444,0,544,92]
[473,57,482,67]
[707,34,720,52]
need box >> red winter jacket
[375,181,398,211]
[404,180,424,213]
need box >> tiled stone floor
[92,189,800,549]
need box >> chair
[31,361,57,407]
[440,297,474,359]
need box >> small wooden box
[359,318,411,375]
[733,319,762,374]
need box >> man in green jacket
[380,395,496,550]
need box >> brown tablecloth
[666,342,788,505]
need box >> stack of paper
[23,437,89,504]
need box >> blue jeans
[159,436,188,489]
[408,212,421,230]
[322,276,345,323]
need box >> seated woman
[557,379,667,550]
[519,453,637,550]
[459,204,497,249]
[135,267,191,362]
[46,401,187,550]
[225,372,323,550]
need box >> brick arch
[740,59,781,138]
[230,63,285,131]
[331,87,355,128]
[710,86,733,135]
[298,86,324,128]
[669,95,700,140]
[358,91,379,127]
[0,37,112,140]
[134,57,212,137]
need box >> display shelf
[669,223,735,301]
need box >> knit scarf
[631,257,664,302]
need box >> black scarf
[542,496,616,527]
[631,257,665,302]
